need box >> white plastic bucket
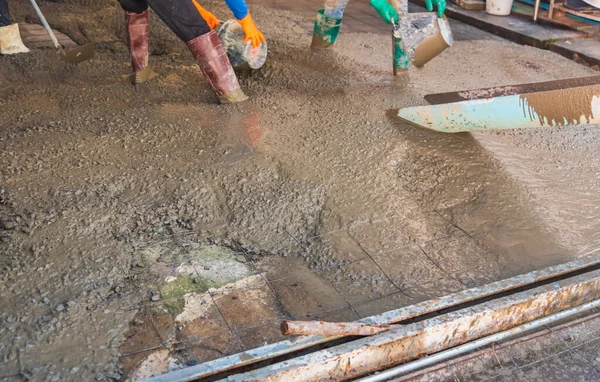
[486,0,514,15]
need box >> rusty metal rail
[143,251,600,382]
[358,298,600,382]
[224,267,600,381]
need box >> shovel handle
[29,0,62,51]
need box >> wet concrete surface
[1,0,600,380]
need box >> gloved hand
[191,0,221,30]
[237,13,265,48]
[370,0,399,24]
[425,0,446,17]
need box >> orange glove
[237,13,265,48]
[191,0,220,30]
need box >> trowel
[397,75,600,133]
[29,0,95,64]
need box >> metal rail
[358,298,600,382]
[143,252,600,382]
[397,84,600,133]
[223,268,600,381]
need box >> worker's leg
[0,0,11,27]
[147,0,246,103]
[118,0,159,84]
[118,0,149,13]
[310,0,348,49]
[324,0,350,18]
[0,0,30,55]
[146,0,210,42]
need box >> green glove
[369,0,399,24]
[425,0,446,18]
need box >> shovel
[29,0,95,64]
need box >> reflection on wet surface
[159,104,266,166]
[132,88,600,373]
[390,112,586,272]
[3,3,599,378]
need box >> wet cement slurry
[1,0,600,380]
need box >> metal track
[144,251,600,382]
[357,299,600,382]
[397,83,600,133]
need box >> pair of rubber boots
[0,23,30,55]
[125,11,246,103]
[310,9,342,50]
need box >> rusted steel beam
[224,269,600,381]
[397,84,600,133]
[358,298,600,382]
[142,252,600,382]
[424,75,600,105]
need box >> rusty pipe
[281,321,392,337]
[358,298,600,382]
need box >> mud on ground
[1,0,600,381]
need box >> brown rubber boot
[186,30,248,104]
[125,10,158,84]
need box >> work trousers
[118,0,210,42]
[0,0,10,27]
[323,0,408,18]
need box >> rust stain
[226,275,600,381]
[519,85,599,126]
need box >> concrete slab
[449,346,515,381]
[520,349,600,381]
[551,38,600,69]
[249,0,502,40]
[234,321,288,350]
[573,337,600,369]
[4,0,600,380]
[269,274,348,316]
[411,0,587,47]
[212,283,287,330]
[504,330,570,366]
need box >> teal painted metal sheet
[398,84,600,133]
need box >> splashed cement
[1,0,600,380]
[519,85,598,125]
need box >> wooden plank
[18,23,77,48]
[511,2,600,32]
[424,75,600,104]
[557,5,600,22]
[453,0,486,10]
[537,11,600,32]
